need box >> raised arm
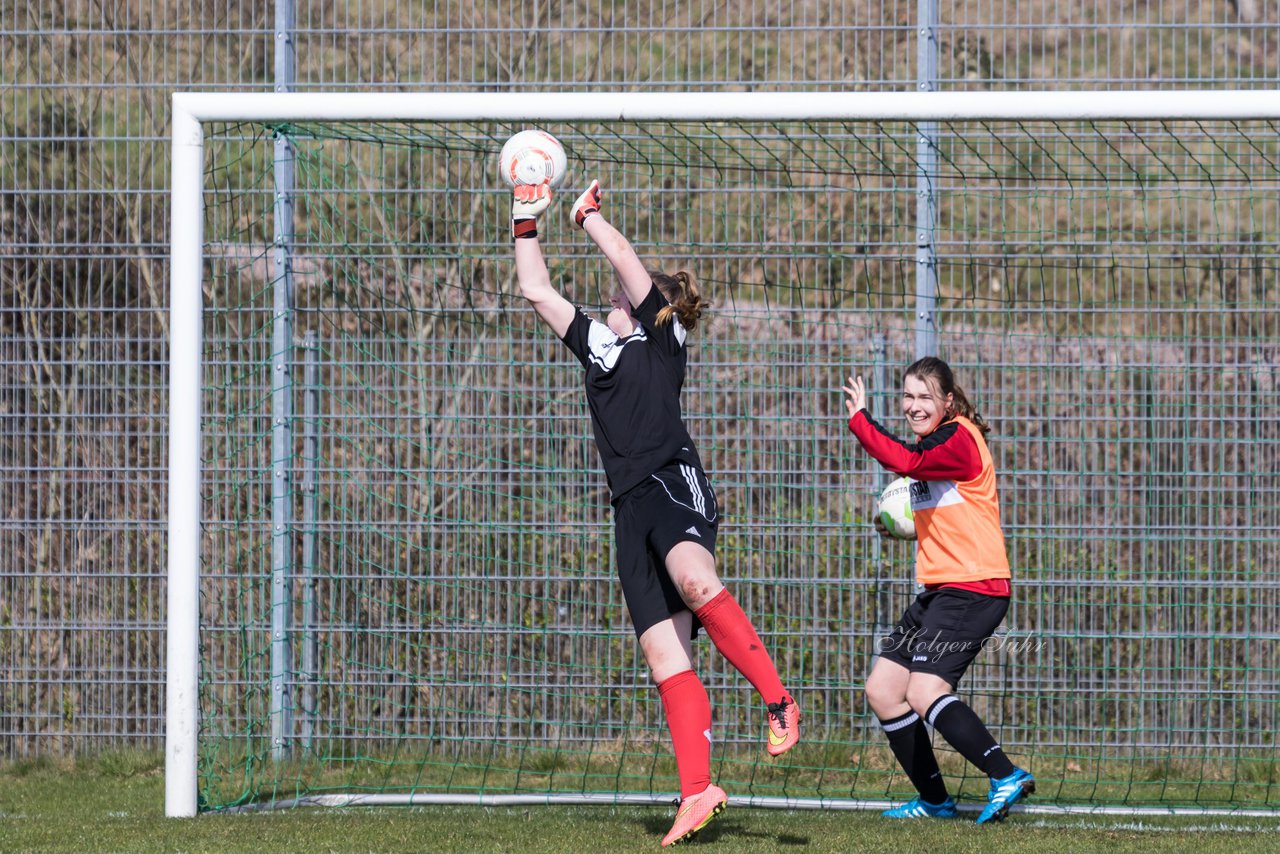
[570,180,653,310]
[512,183,575,338]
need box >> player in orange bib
[512,179,799,846]
[843,357,1034,824]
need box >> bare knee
[678,575,717,607]
[866,675,907,719]
[665,542,722,610]
[904,687,934,717]
[905,678,951,718]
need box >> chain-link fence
[1,1,1278,758]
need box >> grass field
[4,753,1280,853]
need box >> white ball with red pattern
[499,130,568,189]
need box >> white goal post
[168,89,1280,819]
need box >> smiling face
[901,373,954,438]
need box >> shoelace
[766,699,791,729]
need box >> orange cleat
[660,784,728,847]
[766,697,800,757]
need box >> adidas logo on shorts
[686,526,701,537]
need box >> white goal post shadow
[167,89,1280,819]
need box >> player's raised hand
[571,180,602,228]
[842,374,868,418]
[511,182,552,239]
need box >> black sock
[926,695,1016,779]
[878,711,949,803]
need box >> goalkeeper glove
[571,180,602,228]
[511,182,551,240]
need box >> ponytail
[652,270,709,332]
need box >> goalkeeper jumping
[511,178,799,847]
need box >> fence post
[299,333,319,751]
[915,0,940,359]
[869,333,895,668]
[269,0,298,762]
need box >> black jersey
[561,283,704,502]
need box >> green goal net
[188,109,1280,814]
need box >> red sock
[657,670,712,799]
[695,589,789,706]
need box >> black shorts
[876,588,1009,687]
[613,462,719,639]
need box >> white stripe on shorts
[652,466,715,522]
[680,464,705,517]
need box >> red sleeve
[848,409,982,481]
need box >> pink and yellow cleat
[766,697,800,757]
[661,784,728,847]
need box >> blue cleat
[881,796,958,819]
[976,767,1035,824]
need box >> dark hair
[651,270,709,331]
[904,356,990,437]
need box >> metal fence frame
[2,0,1279,765]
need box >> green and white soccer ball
[876,476,917,540]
